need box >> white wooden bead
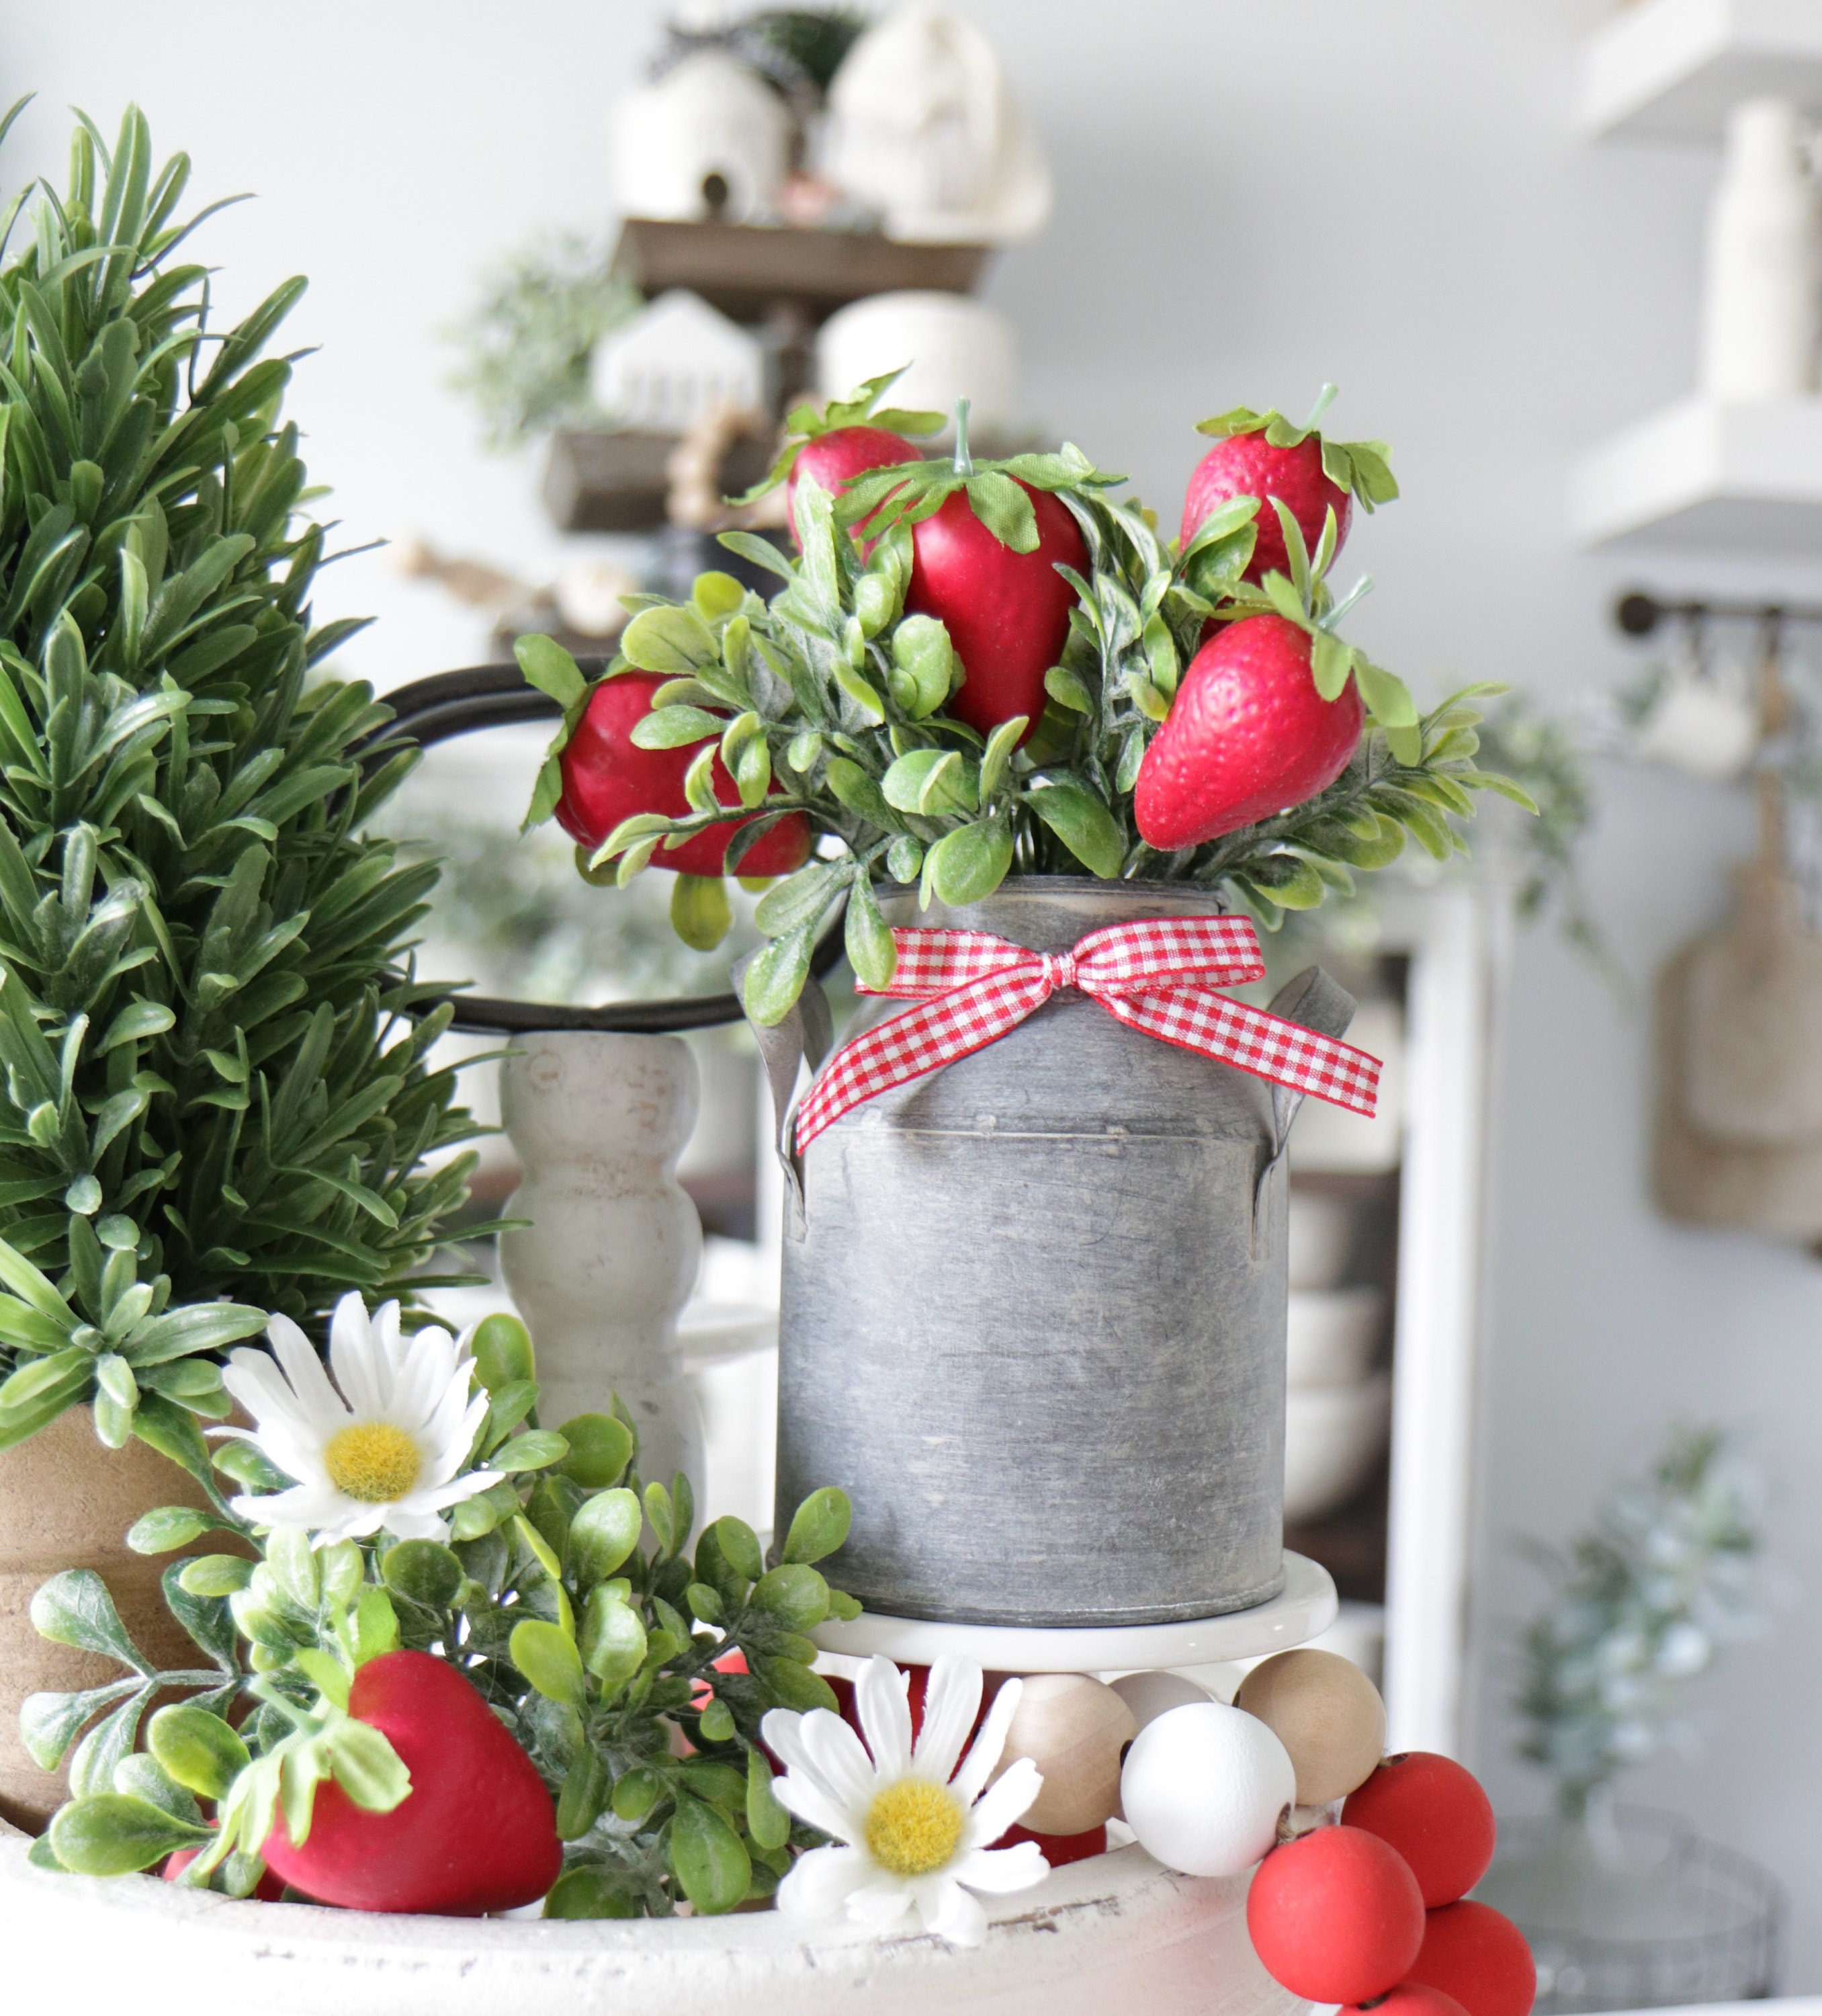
[1119,1702,1296,1878]
[997,1675,1137,1835]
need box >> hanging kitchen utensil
[1653,614,1822,1237]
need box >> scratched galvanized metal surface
[774,879,1333,1628]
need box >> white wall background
[11,0,1822,1986]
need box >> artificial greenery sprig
[28,1312,859,1919]
[523,389,1532,1025]
[0,101,489,1454]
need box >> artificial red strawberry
[1135,613,1363,849]
[904,483,1086,738]
[260,1650,562,1915]
[556,673,812,878]
[787,425,920,544]
[1181,430,1350,585]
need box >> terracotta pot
[0,1407,223,1831]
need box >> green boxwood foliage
[0,103,482,1461]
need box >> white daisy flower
[761,1654,1049,1947]
[212,1292,501,1546]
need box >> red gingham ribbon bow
[793,914,1381,1152]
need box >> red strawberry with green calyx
[893,399,1088,741]
[731,366,943,537]
[788,424,922,546]
[1135,612,1364,849]
[904,482,1084,740]
[260,1650,562,1915]
[1182,386,1397,585]
[556,672,812,879]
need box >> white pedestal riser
[498,1032,705,1490]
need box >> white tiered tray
[0,1826,1302,2016]
[0,1556,1339,2012]
[814,1550,1338,1673]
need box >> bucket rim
[872,874,1227,905]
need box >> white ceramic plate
[812,1551,1338,1674]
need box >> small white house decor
[611,48,789,225]
[591,289,766,433]
[822,7,1052,244]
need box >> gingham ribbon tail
[793,915,1380,1152]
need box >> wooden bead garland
[1235,1734,1532,2016]
[1406,1900,1538,2016]
[1357,1985,1473,2016]
[1342,1752,1497,1907]
[995,1674,1135,1835]
[1235,1647,1387,1804]
[1109,1667,1214,1732]
[1119,1701,1295,1877]
[1245,1823,1426,2005]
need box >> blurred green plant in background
[1514,1427,1771,1822]
[448,237,642,450]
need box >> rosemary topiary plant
[0,103,483,1474]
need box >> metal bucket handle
[736,954,1356,1245]
[1255,965,1358,1254]
[734,960,834,1241]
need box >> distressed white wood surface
[0,1826,1304,2016]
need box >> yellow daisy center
[865,1777,965,1877]
[323,1421,423,1503]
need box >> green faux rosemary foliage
[0,103,484,1460]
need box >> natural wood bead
[997,1675,1138,1835]
[1233,1648,1386,1804]
[1110,1668,1214,1732]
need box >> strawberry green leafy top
[1195,387,1400,518]
[730,366,948,507]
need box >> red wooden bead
[1356,1986,1472,2016]
[1342,1753,1498,1907]
[1407,1900,1537,2016]
[1246,1824,1426,2004]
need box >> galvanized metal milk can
[749,878,1357,1628]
